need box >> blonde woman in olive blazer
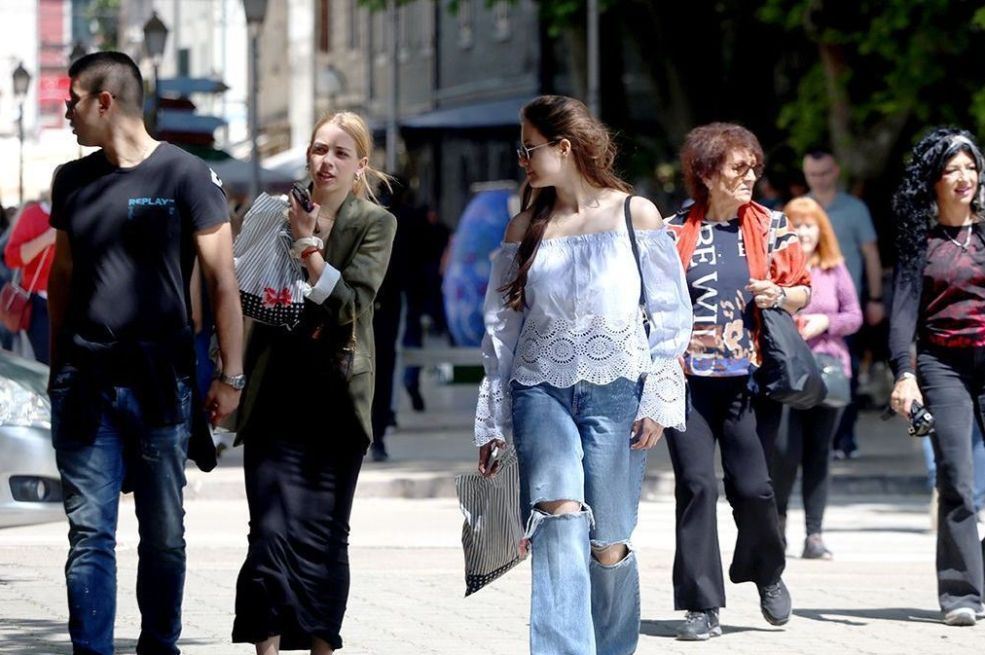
[232,112,396,655]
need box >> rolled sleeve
[304,262,342,304]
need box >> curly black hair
[892,127,985,283]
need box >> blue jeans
[511,378,646,655]
[53,380,192,655]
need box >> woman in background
[771,197,861,560]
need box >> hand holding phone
[290,182,315,213]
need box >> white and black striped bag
[455,446,525,596]
[233,193,307,329]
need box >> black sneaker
[802,533,833,560]
[370,445,389,462]
[758,579,792,626]
[676,609,721,641]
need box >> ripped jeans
[511,378,646,655]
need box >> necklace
[946,224,973,250]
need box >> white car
[0,350,64,528]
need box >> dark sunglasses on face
[65,91,116,113]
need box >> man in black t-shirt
[48,51,244,655]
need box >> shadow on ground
[640,619,781,638]
[0,618,213,654]
[793,607,941,626]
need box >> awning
[400,96,533,130]
[157,110,227,134]
[158,77,229,96]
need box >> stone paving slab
[0,496,975,654]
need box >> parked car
[0,349,63,528]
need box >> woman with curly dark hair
[889,127,985,627]
[664,123,811,640]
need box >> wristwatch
[897,372,917,383]
[218,372,247,390]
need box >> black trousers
[772,405,844,536]
[918,344,985,612]
[665,375,785,611]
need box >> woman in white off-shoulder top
[474,95,692,655]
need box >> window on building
[421,0,435,55]
[177,47,190,76]
[493,1,511,41]
[458,0,474,49]
[348,0,360,50]
[319,0,331,52]
[398,4,409,61]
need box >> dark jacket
[238,193,397,446]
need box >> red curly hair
[680,123,764,205]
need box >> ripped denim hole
[590,541,635,568]
[523,503,595,542]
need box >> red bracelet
[300,246,320,260]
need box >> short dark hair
[680,122,764,205]
[804,147,834,161]
[68,51,144,117]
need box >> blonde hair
[308,111,393,204]
[783,197,844,269]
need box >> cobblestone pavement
[0,495,979,654]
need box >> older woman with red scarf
[664,123,811,641]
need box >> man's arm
[194,222,244,424]
[47,230,72,375]
[860,240,885,325]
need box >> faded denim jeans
[511,377,646,655]
[52,378,192,655]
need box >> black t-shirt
[51,142,228,342]
[672,217,756,376]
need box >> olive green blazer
[238,193,397,446]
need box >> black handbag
[814,352,850,408]
[754,212,826,410]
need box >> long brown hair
[500,95,631,311]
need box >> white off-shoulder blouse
[474,227,693,446]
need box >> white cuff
[304,263,342,304]
[636,358,687,432]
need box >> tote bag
[455,445,525,596]
[755,212,826,410]
[233,193,307,329]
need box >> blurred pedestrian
[803,149,885,459]
[48,51,243,655]
[402,205,450,411]
[665,123,811,640]
[770,197,861,560]
[475,95,691,654]
[889,127,985,627]
[3,195,55,363]
[232,111,396,654]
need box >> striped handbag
[455,445,525,596]
[233,193,307,329]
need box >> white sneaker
[944,607,976,626]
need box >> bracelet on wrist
[897,372,917,383]
[772,287,787,309]
[300,246,320,260]
[291,236,324,260]
[868,297,883,303]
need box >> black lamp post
[243,0,268,200]
[12,62,31,207]
[142,12,169,136]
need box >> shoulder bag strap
[25,245,53,294]
[623,195,653,336]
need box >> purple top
[801,262,863,376]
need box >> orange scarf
[673,201,773,278]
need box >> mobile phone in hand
[290,182,315,212]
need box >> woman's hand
[747,278,785,310]
[798,313,830,340]
[478,439,507,478]
[287,193,319,240]
[890,376,923,417]
[631,418,664,450]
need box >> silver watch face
[221,374,247,390]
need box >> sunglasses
[516,140,558,162]
[65,91,116,113]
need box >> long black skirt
[231,422,364,650]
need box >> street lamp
[143,12,169,136]
[243,0,268,201]
[12,62,31,207]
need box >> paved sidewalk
[0,496,971,654]
[190,373,932,501]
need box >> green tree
[760,0,985,188]
[86,0,122,50]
